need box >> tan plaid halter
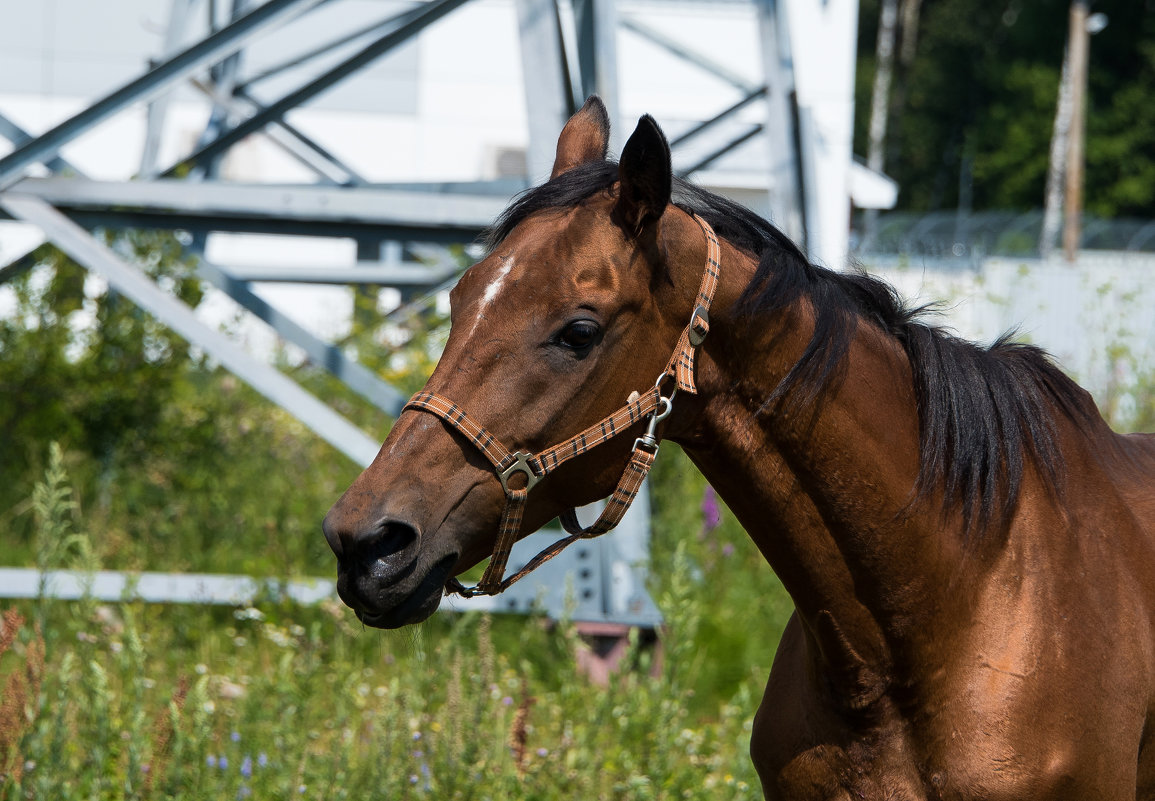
[404,213,720,597]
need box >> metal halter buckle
[498,452,541,493]
[688,304,710,347]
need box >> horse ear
[615,115,672,236]
[551,96,611,180]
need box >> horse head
[323,98,712,628]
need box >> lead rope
[404,213,720,597]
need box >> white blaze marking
[467,256,514,338]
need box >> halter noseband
[403,213,720,597]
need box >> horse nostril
[357,520,419,566]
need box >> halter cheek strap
[403,213,720,597]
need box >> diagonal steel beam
[0,111,83,176]
[162,0,471,177]
[185,78,364,185]
[236,6,416,91]
[0,113,81,285]
[678,124,765,177]
[0,193,381,467]
[0,0,324,187]
[669,87,768,149]
[140,0,201,176]
[235,86,369,185]
[194,259,408,416]
[619,14,759,94]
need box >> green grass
[0,440,788,800]
[0,587,764,799]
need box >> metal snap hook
[635,395,674,453]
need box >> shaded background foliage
[855,0,1155,216]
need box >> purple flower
[701,486,721,532]
[409,775,419,785]
[206,755,217,769]
[240,756,253,779]
[536,748,549,757]
[257,752,268,768]
[502,696,513,706]
[231,731,241,743]
[219,755,229,770]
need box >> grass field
[0,443,794,800]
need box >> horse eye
[557,320,600,350]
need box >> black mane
[487,162,1099,535]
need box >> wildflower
[412,731,422,741]
[257,752,268,768]
[413,750,424,759]
[701,486,722,532]
[240,755,252,778]
[536,748,549,757]
[409,775,419,785]
[219,756,229,770]
[298,786,307,794]
[206,755,217,769]
[502,696,513,706]
[231,731,241,743]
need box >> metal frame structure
[0,0,869,624]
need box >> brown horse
[323,97,1155,799]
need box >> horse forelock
[483,162,1102,542]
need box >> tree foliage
[0,232,384,575]
[856,0,1155,216]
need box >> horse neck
[670,240,966,673]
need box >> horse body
[683,277,1155,798]
[323,97,1155,799]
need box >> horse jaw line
[466,256,514,339]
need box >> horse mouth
[347,553,458,630]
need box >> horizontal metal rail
[4,178,504,236]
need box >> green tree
[855,0,1155,216]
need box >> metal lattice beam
[0,193,382,467]
[0,0,325,187]
[161,0,472,177]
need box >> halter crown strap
[403,214,720,597]
[665,213,720,394]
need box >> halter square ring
[499,452,541,493]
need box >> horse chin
[343,553,457,630]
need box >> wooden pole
[1063,0,1089,262]
[863,0,899,248]
[1040,45,1072,259]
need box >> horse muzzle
[323,514,457,629]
